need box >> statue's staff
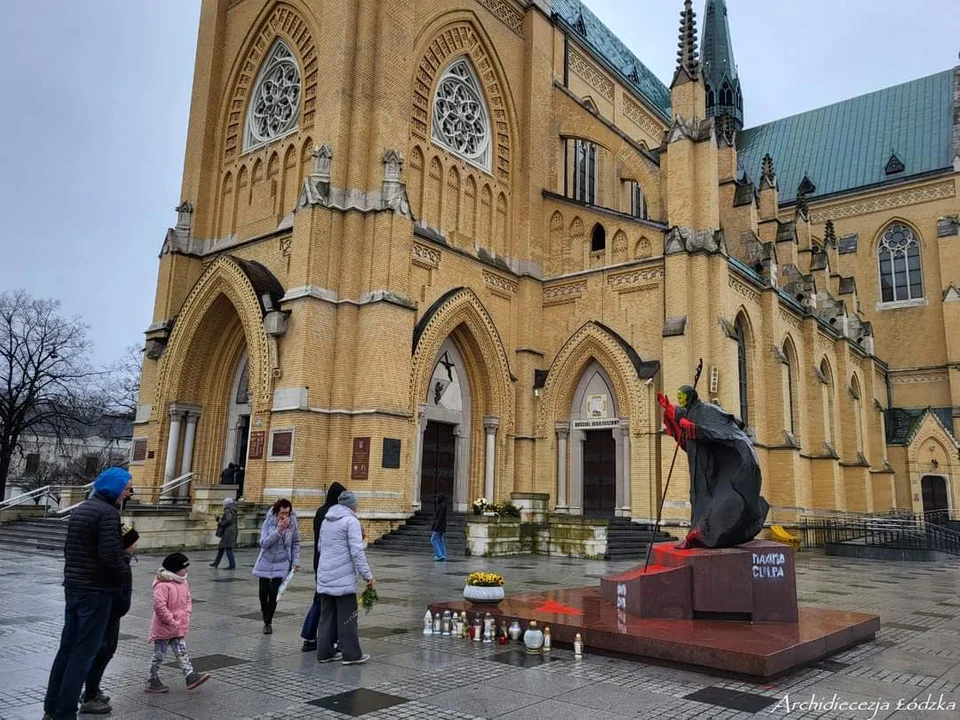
[643,358,703,573]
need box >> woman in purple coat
[252,499,300,634]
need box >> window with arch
[591,223,606,252]
[820,359,835,448]
[572,139,597,204]
[781,343,797,435]
[244,39,302,152]
[431,57,492,172]
[735,316,749,426]
[630,181,647,220]
[850,376,864,456]
[878,223,923,303]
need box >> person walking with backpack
[252,499,300,634]
[300,482,345,651]
[430,494,447,561]
[210,498,237,569]
[316,491,375,665]
[43,467,132,720]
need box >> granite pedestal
[429,541,879,678]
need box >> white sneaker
[342,654,371,666]
[318,652,343,664]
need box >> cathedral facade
[131,0,960,539]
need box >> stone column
[569,429,586,514]
[411,406,427,510]
[454,425,471,513]
[620,419,631,517]
[164,408,183,485]
[555,422,570,512]
[613,424,624,513]
[180,410,200,476]
[482,416,499,500]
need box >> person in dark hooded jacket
[80,524,139,715]
[659,385,769,549]
[44,466,133,720]
[299,482,345,651]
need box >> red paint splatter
[533,600,584,616]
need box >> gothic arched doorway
[416,338,471,511]
[921,475,949,513]
[570,361,625,518]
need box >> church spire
[701,0,743,132]
[672,0,700,86]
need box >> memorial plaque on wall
[382,438,401,468]
[248,431,265,460]
[271,430,294,458]
[351,437,371,480]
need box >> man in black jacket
[43,466,132,720]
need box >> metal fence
[800,511,960,556]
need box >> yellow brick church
[130,0,960,544]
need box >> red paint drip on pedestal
[532,599,584,616]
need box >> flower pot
[463,584,505,604]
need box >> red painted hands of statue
[679,418,696,439]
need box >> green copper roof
[738,70,955,204]
[553,0,671,118]
[701,0,743,129]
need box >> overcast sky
[1,1,957,366]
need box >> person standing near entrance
[219,463,237,485]
[316,491,375,665]
[253,498,300,634]
[300,482,345,651]
[235,465,246,500]
[431,494,447,561]
[43,466,133,720]
[210,498,237,569]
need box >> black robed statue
[657,385,769,549]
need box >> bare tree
[0,291,99,499]
[101,345,143,418]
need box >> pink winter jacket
[149,568,192,642]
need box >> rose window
[431,58,491,171]
[244,40,302,151]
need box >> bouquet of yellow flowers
[466,571,504,587]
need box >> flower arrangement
[466,571,504,587]
[359,585,379,614]
[491,503,521,518]
[472,497,489,515]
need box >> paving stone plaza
[1,546,958,719]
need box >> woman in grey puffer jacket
[316,491,375,665]
[253,498,300,634]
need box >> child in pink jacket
[146,553,210,693]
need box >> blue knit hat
[93,467,132,501]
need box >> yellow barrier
[770,525,802,551]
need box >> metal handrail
[156,472,194,506]
[1,481,95,519]
[801,513,960,556]
[55,481,97,516]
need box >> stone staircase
[372,509,467,556]
[605,518,675,559]
[0,517,70,556]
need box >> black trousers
[83,613,120,701]
[316,593,362,662]
[259,577,283,625]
